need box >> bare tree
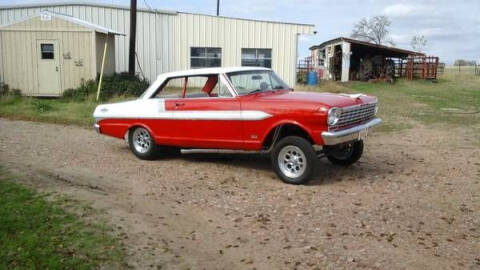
[411,35,427,53]
[351,16,395,46]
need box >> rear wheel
[326,140,363,166]
[129,127,158,160]
[271,136,316,185]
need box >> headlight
[328,107,341,126]
[374,104,379,115]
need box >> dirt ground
[0,118,479,270]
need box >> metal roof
[0,1,315,27]
[0,10,125,35]
[310,37,424,57]
[0,1,177,14]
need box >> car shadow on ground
[114,145,399,186]
[177,150,395,186]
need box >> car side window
[184,76,211,98]
[155,77,185,99]
[210,77,233,98]
[154,75,233,99]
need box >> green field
[299,68,480,133]
[1,68,479,132]
[0,168,125,269]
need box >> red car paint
[97,89,377,150]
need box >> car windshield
[226,70,290,95]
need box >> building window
[241,48,272,68]
[190,47,221,68]
[40,44,54,59]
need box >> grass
[0,167,125,269]
[0,94,133,127]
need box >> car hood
[250,91,377,108]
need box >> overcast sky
[1,0,479,64]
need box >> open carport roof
[310,37,425,58]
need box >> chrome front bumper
[94,123,100,133]
[321,118,382,145]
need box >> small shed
[309,37,429,82]
[0,11,124,96]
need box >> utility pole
[128,0,137,76]
[216,0,220,16]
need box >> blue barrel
[306,71,318,85]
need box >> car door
[162,74,244,149]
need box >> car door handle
[175,102,185,107]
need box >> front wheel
[271,136,316,185]
[326,140,364,166]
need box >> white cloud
[384,4,415,17]
[390,34,411,45]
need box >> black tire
[271,136,316,185]
[326,140,363,166]
[128,127,159,160]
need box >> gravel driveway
[0,118,478,269]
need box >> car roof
[156,67,272,79]
[140,67,273,99]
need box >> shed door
[36,40,61,95]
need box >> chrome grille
[334,103,377,129]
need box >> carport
[309,37,428,82]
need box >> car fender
[261,119,315,145]
[124,122,158,144]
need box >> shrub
[63,79,97,101]
[297,72,307,84]
[99,72,149,99]
[10,89,21,96]
[0,82,8,96]
[0,83,21,100]
[62,73,149,101]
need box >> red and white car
[94,67,381,184]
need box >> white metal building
[0,11,122,96]
[0,2,314,90]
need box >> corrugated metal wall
[0,16,96,95]
[95,32,116,76]
[0,3,314,85]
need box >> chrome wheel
[132,128,152,154]
[278,145,307,178]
